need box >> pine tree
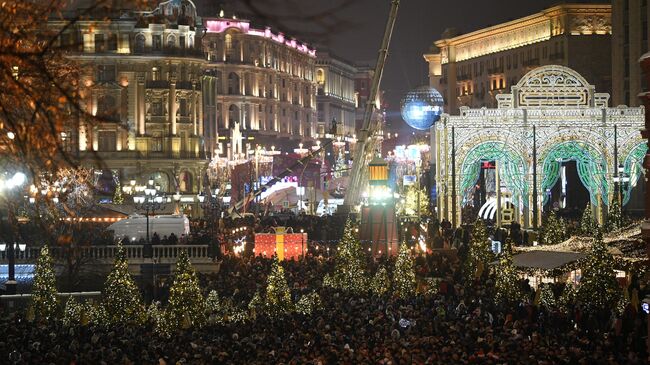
[370,265,390,296]
[539,283,556,310]
[113,180,124,205]
[580,203,597,235]
[295,292,323,315]
[393,242,416,299]
[577,230,621,312]
[332,219,367,292]
[265,258,293,316]
[248,291,264,319]
[606,195,625,232]
[102,244,143,324]
[464,220,493,281]
[62,296,82,327]
[166,250,206,330]
[558,283,577,313]
[205,290,224,324]
[541,211,567,245]
[494,249,523,308]
[30,246,58,321]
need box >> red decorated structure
[254,227,307,260]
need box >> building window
[98,131,116,151]
[135,34,145,53]
[96,65,116,82]
[228,72,240,95]
[179,35,186,49]
[153,35,162,50]
[229,104,240,125]
[167,34,176,49]
[97,94,118,119]
[108,34,117,51]
[94,34,105,52]
[152,98,163,116]
[152,67,160,81]
[151,132,163,152]
[179,98,188,116]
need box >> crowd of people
[1,238,648,364]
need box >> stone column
[137,73,145,135]
[169,72,177,135]
[191,80,197,135]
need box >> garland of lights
[30,246,58,321]
[393,242,416,299]
[264,258,294,317]
[464,220,493,281]
[331,219,368,293]
[371,265,391,296]
[166,250,206,330]
[102,244,143,325]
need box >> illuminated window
[135,34,145,53]
[316,68,325,85]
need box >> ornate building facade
[201,15,318,161]
[52,0,208,202]
[315,51,358,138]
[424,3,612,114]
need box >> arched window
[228,72,240,95]
[179,171,192,193]
[135,34,145,53]
[228,104,240,126]
[316,68,325,85]
[167,34,176,49]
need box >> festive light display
[558,284,577,313]
[464,220,493,281]
[580,203,597,235]
[370,265,391,296]
[166,250,206,329]
[248,291,264,319]
[295,292,323,315]
[393,242,416,299]
[264,259,294,316]
[113,179,124,205]
[494,249,523,307]
[577,230,621,312]
[400,86,444,131]
[102,244,143,324]
[541,211,567,245]
[62,296,82,327]
[30,246,58,321]
[331,219,367,292]
[605,195,625,232]
[538,283,556,309]
[398,185,430,217]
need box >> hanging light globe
[400,86,444,131]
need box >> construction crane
[343,0,400,210]
[227,0,400,216]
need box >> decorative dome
[153,0,198,26]
[400,86,444,131]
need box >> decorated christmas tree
[558,283,577,313]
[113,180,124,205]
[464,220,493,281]
[166,250,206,330]
[205,290,224,323]
[580,203,597,235]
[606,194,625,232]
[62,296,82,327]
[265,258,294,316]
[295,292,323,315]
[102,244,143,324]
[248,291,264,319]
[332,219,367,292]
[538,283,556,310]
[494,249,523,307]
[393,242,416,299]
[577,230,621,312]
[30,246,58,321]
[541,211,567,245]
[370,265,390,296]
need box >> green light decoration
[370,265,391,296]
[580,203,597,235]
[166,250,206,330]
[102,244,143,325]
[577,229,621,312]
[622,142,647,205]
[464,220,494,281]
[538,283,556,310]
[540,141,608,207]
[393,242,416,299]
[331,219,367,293]
[606,193,625,232]
[264,258,294,316]
[30,246,59,322]
[459,141,528,207]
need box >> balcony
[130,47,205,59]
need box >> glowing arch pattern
[459,141,528,207]
[622,142,648,205]
[540,141,608,206]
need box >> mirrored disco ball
[400,86,444,131]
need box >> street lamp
[134,178,166,245]
[613,164,630,206]
[198,188,221,259]
[0,171,27,294]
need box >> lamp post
[198,188,221,259]
[300,228,305,258]
[0,171,27,294]
[133,179,166,245]
[613,164,630,210]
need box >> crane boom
[343,0,400,207]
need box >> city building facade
[612,0,649,107]
[51,0,208,203]
[315,51,358,138]
[201,15,318,161]
[424,3,612,114]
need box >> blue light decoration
[400,86,444,131]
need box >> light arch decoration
[539,140,608,206]
[459,141,528,207]
[434,65,644,228]
[621,142,648,205]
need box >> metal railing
[0,245,212,265]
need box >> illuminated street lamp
[134,178,166,245]
[0,171,27,294]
